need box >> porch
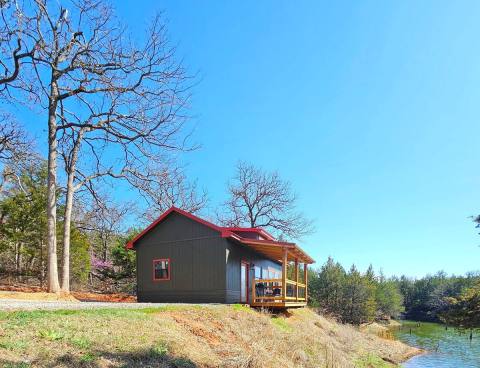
[243,242,313,308]
[251,277,308,308]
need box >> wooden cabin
[126,207,315,308]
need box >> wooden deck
[248,243,310,309]
[250,278,308,308]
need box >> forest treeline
[308,257,403,324]
[1,161,479,329]
[0,155,311,294]
[0,159,138,293]
[1,156,479,329]
[308,257,480,328]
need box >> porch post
[294,258,299,301]
[251,274,255,306]
[282,247,287,303]
[304,263,308,302]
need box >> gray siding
[225,240,282,303]
[134,210,283,304]
[136,212,227,303]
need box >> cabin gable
[136,211,220,245]
[135,211,228,303]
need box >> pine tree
[342,265,377,324]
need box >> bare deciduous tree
[0,115,29,162]
[78,195,129,262]
[0,0,193,292]
[0,115,32,197]
[219,162,314,240]
[0,0,38,88]
[130,164,208,222]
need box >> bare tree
[0,115,29,162]
[0,0,38,88]
[129,163,208,222]
[72,194,130,291]
[0,1,193,292]
[77,195,129,262]
[0,115,32,196]
[219,162,314,240]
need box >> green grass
[69,337,92,350]
[0,339,29,351]
[355,354,397,368]
[271,316,293,332]
[149,342,169,358]
[0,307,191,367]
[0,307,182,329]
[38,329,65,341]
[1,363,30,368]
[133,305,189,314]
[0,306,414,368]
[232,304,253,313]
[79,352,97,363]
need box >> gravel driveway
[0,299,220,311]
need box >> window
[153,259,170,281]
[268,267,281,280]
[254,266,262,279]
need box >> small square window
[153,259,170,281]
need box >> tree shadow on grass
[0,349,197,368]
[0,360,30,368]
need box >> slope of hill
[0,305,419,367]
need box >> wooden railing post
[282,247,287,303]
[304,263,308,303]
[295,258,299,301]
[251,278,255,305]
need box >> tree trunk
[28,255,35,275]
[40,240,44,288]
[103,238,108,262]
[46,88,60,293]
[15,243,21,282]
[60,173,74,292]
[61,129,84,292]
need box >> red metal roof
[125,206,314,263]
[223,227,276,241]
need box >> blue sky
[22,1,480,277]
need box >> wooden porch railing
[251,278,307,305]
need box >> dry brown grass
[0,284,136,303]
[0,305,419,368]
[0,290,79,302]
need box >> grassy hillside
[0,305,419,368]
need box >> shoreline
[360,319,424,364]
[388,320,432,365]
[400,348,426,363]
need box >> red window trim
[153,258,171,281]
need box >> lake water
[394,321,480,368]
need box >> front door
[240,261,249,303]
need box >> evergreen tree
[375,271,404,318]
[62,227,91,287]
[0,161,48,281]
[439,281,480,330]
[342,265,377,324]
[314,257,346,316]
